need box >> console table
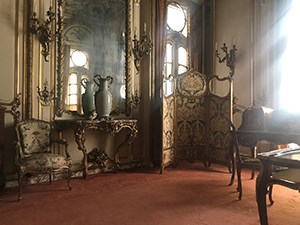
[257,148,300,225]
[72,119,138,177]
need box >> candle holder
[129,89,141,108]
[132,29,153,71]
[215,43,237,76]
[37,79,54,106]
[30,6,55,62]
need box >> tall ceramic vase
[81,78,95,118]
[94,75,113,119]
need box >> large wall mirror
[55,0,133,118]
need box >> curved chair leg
[250,147,256,179]
[18,172,22,201]
[237,165,242,200]
[49,173,52,184]
[268,184,274,205]
[228,155,235,186]
[160,163,164,174]
[228,146,235,186]
[67,168,72,190]
[228,162,232,173]
[203,160,209,168]
[160,168,163,174]
[229,164,235,186]
[251,169,255,180]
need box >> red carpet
[1,162,300,225]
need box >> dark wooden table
[256,148,300,225]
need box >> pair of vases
[81,75,113,119]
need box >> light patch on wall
[279,0,300,112]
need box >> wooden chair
[234,105,274,201]
[235,138,274,202]
[15,119,72,200]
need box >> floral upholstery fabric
[19,153,71,173]
[15,119,72,173]
[15,119,72,200]
[18,121,51,156]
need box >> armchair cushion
[18,153,71,173]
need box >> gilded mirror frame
[54,0,133,118]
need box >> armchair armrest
[52,138,70,158]
[14,141,22,162]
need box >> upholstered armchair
[15,119,72,200]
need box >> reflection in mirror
[55,0,132,118]
[167,2,187,34]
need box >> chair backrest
[16,119,51,158]
[238,105,272,131]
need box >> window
[67,73,78,111]
[163,1,189,96]
[66,48,89,112]
[279,0,300,112]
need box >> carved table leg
[251,147,256,179]
[256,161,270,225]
[113,125,138,172]
[74,126,88,178]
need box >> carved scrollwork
[0,93,21,125]
[68,119,138,177]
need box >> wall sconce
[30,6,55,62]
[37,79,54,106]
[129,90,141,108]
[215,42,237,76]
[132,24,153,71]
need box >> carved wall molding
[24,0,34,119]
